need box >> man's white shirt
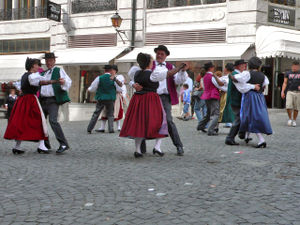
[40,67,72,97]
[88,73,122,93]
[233,70,269,94]
[128,61,188,95]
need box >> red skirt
[101,93,124,121]
[4,94,48,141]
[120,92,168,139]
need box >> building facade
[0,0,300,120]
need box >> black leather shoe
[44,140,51,150]
[109,130,115,133]
[153,148,164,157]
[87,131,92,134]
[95,130,105,133]
[134,152,143,158]
[197,125,207,132]
[225,139,239,145]
[245,138,253,144]
[176,146,184,156]
[37,148,50,154]
[56,145,69,154]
[238,132,245,140]
[12,148,25,155]
[208,132,218,136]
[255,142,267,148]
[197,126,207,133]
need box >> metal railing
[269,0,296,6]
[72,0,117,14]
[0,6,47,21]
[148,0,226,9]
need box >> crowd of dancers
[4,44,300,157]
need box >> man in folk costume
[40,52,72,153]
[196,62,220,136]
[224,59,248,146]
[97,65,125,132]
[87,65,123,134]
[130,45,188,156]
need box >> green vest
[41,67,71,105]
[95,74,116,101]
[227,70,242,107]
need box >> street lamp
[111,12,128,44]
[111,12,123,28]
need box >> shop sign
[47,1,61,22]
[268,5,295,26]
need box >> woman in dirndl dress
[237,57,273,148]
[4,57,61,154]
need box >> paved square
[0,110,300,224]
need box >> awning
[0,53,43,82]
[55,47,128,65]
[116,43,253,63]
[256,26,300,59]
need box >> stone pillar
[12,0,18,20]
[35,0,40,18]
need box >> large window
[0,0,13,20]
[269,0,296,6]
[148,0,226,9]
[0,38,50,54]
[0,0,47,21]
[72,0,117,14]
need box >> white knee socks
[99,120,106,130]
[14,140,22,150]
[256,133,265,145]
[116,120,121,130]
[135,138,144,154]
[245,132,250,139]
[38,140,48,151]
[154,138,163,152]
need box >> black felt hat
[112,65,118,72]
[103,65,113,70]
[204,62,215,71]
[234,59,247,67]
[248,57,262,69]
[43,52,57,59]
[225,63,235,72]
[154,45,170,56]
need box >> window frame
[0,38,51,55]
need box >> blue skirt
[240,91,272,135]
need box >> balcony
[269,0,296,6]
[147,0,226,9]
[72,0,117,14]
[0,6,47,21]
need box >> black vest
[21,72,39,95]
[134,70,159,94]
[248,71,265,93]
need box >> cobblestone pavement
[0,110,300,225]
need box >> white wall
[145,3,227,33]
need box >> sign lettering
[47,1,61,22]
[268,5,295,26]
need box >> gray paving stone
[0,110,299,224]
